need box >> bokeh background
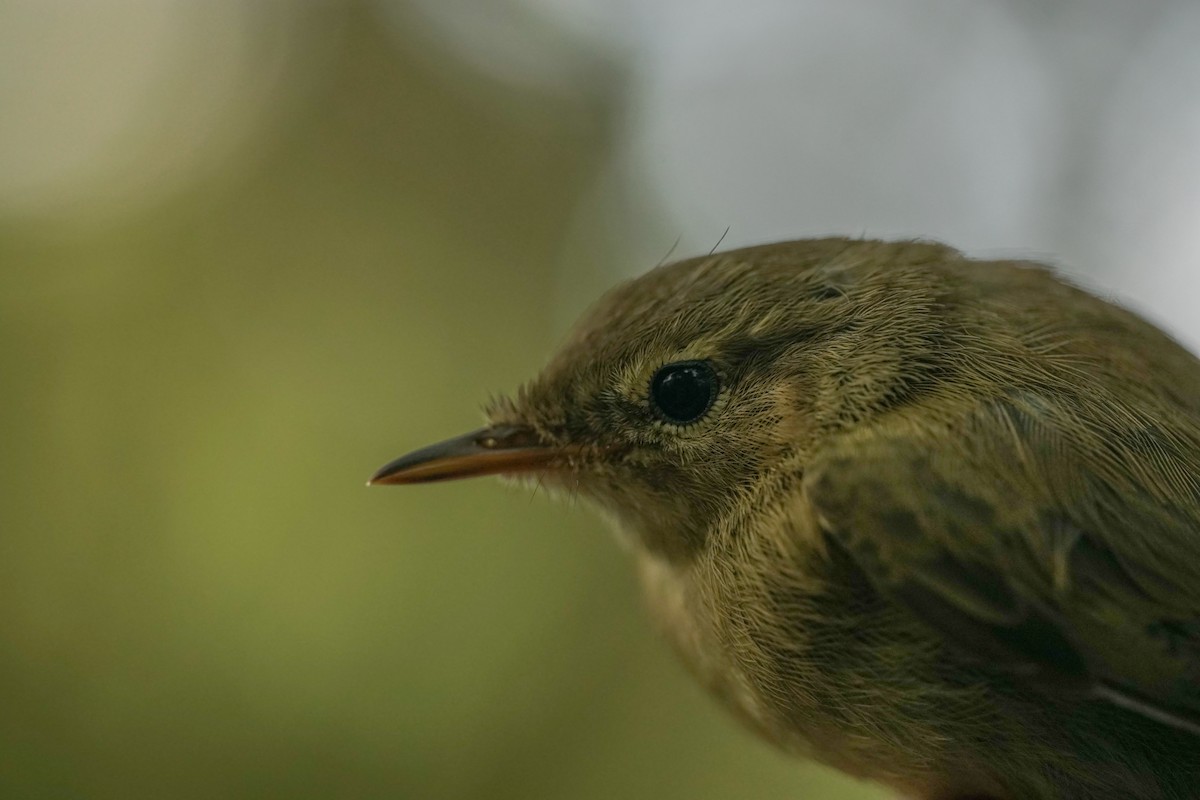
[4,2,1200,798]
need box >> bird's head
[371,238,955,561]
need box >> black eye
[650,360,719,424]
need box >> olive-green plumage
[377,238,1200,799]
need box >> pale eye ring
[649,360,719,424]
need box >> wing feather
[805,392,1200,734]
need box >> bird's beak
[368,424,566,485]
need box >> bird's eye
[650,360,719,425]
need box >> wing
[804,391,1200,734]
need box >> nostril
[476,425,543,450]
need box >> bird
[370,238,1200,800]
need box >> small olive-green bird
[371,238,1200,800]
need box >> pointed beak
[367,424,567,486]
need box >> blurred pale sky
[394,0,1200,345]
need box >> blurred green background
[0,3,884,799]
